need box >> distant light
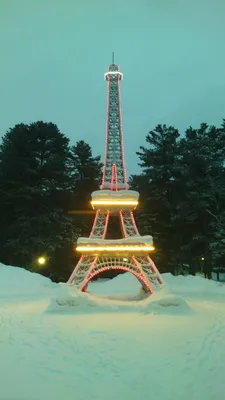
[37,257,46,265]
[201,257,205,261]
[123,258,128,261]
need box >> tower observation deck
[67,55,163,294]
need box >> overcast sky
[0,0,225,176]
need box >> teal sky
[0,0,225,176]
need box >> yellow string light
[91,200,138,206]
[77,245,154,252]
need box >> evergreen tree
[208,120,225,267]
[0,121,79,272]
[68,140,102,192]
[132,120,225,277]
[67,140,103,236]
[175,122,225,276]
[130,124,180,272]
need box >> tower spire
[102,58,126,190]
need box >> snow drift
[0,262,54,299]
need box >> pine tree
[130,124,180,272]
[173,122,225,276]
[131,120,225,276]
[67,140,103,236]
[0,121,79,271]
[208,120,225,268]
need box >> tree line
[0,120,225,281]
[0,121,102,281]
[130,121,225,277]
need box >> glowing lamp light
[37,256,46,265]
[201,257,205,261]
[77,246,155,252]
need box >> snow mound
[1,264,224,317]
[47,282,192,315]
[47,271,225,316]
[89,272,142,295]
[0,263,54,299]
[142,292,193,315]
[164,273,225,300]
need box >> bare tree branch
[206,209,219,222]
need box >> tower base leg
[68,254,163,295]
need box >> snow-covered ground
[0,263,225,400]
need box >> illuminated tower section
[68,56,163,294]
[101,62,128,190]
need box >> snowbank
[1,264,225,400]
[47,283,192,315]
[0,263,54,299]
[164,272,225,300]
[47,272,192,316]
[89,271,142,295]
[212,271,225,282]
[0,263,224,316]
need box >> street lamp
[37,256,46,265]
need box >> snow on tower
[67,56,163,294]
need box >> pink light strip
[110,163,115,188]
[80,256,98,291]
[102,211,109,239]
[67,255,84,283]
[117,75,127,186]
[101,77,110,188]
[130,211,139,235]
[89,210,100,238]
[111,163,118,191]
[119,210,128,238]
[132,256,154,294]
[147,256,163,284]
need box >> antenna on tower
[112,52,115,64]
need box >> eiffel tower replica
[68,54,163,294]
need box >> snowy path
[0,296,225,400]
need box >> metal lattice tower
[68,56,163,294]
